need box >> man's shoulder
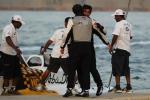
[53,28,65,34]
[3,24,12,30]
[119,20,130,24]
[115,21,123,28]
[73,16,92,24]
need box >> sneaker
[63,88,73,97]
[1,88,10,95]
[122,86,132,93]
[35,84,46,91]
[8,87,15,94]
[72,88,80,94]
[0,88,3,95]
[96,85,103,96]
[110,86,122,93]
[75,90,89,97]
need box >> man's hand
[40,48,46,55]
[109,45,113,55]
[60,48,64,54]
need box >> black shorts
[0,52,20,79]
[111,49,130,76]
[47,57,69,74]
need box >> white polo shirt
[112,20,133,52]
[50,28,69,58]
[0,23,18,55]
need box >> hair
[65,17,71,24]
[83,4,92,12]
[72,4,82,16]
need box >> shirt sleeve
[112,23,121,36]
[50,30,58,42]
[3,26,13,37]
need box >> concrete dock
[0,90,150,100]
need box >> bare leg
[125,75,131,85]
[3,78,10,93]
[3,79,9,87]
[40,70,50,85]
[114,75,122,92]
[115,75,120,86]
[125,75,132,90]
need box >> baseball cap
[112,9,126,17]
[12,15,25,24]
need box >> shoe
[96,85,103,96]
[110,86,122,93]
[72,88,80,94]
[35,84,46,91]
[0,88,3,95]
[63,88,73,97]
[9,90,20,95]
[8,87,15,94]
[1,88,10,95]
[75,90,89,97]
[122,86,132,93]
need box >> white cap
[112,9,126,17]
[12,15,25,24]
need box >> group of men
[0,4,133,97]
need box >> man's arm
[109,35,118,54]
[60,28,72,54]
[40,40,53,55]
[96,23,106,35]
[6,36,22,55]
[92,27,109,45]
[61,28,72,49]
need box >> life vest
[72,16,92,42]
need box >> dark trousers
[90,46,103,86]
[0,51,20,79]
[67,42,91,90]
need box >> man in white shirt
[109,9,133,93]
[36,17,70,90]
[0,15,24,95]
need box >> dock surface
[0,90,150,100]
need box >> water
[0,11,150,90]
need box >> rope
[19,55,43,89]
[126,0,132,18]
[80,0,86,5]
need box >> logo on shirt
[125,27,129,31]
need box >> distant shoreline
[0,9,150,12]
[1,0,150,12]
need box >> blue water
[0,11,150,90]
